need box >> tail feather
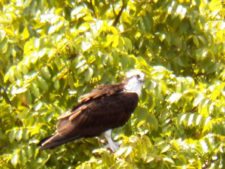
[39,134,80,150]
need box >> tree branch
[112,1,126,26]
[0,85,12,105]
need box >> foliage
[0,0,224,168]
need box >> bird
[39,69,144,152]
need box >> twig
[112,1,127,26]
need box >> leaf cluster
[0,0,224,168]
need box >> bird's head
[124,69,145,96]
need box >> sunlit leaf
[167,93,182,103]
[0,0,224,168]
[11,153,19,167]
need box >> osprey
[39,70,144,151]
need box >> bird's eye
[136,74,140,78]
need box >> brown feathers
[39,83,138,150]
[79,84,124,103]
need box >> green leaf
[40,67,51,79]
[11,153,19,167]
[15,129,23,141]
[0,1,224,168]
[167,93,182,103]
[193,94,204,107]
[85,68,94,82]
[161,145,170,153]
[30,83,40,98]
[37,76,49,91]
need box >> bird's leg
[104,130,119,152]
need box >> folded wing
[39,84,138,149]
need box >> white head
[124,69,145,96]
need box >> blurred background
[0,0,224,168]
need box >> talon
[103,130,120,152]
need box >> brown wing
[79,83,124,103]
[58,92,138,135]
[39,91,138,149]
[58,83,124,120]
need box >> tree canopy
[0,0,224,168]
